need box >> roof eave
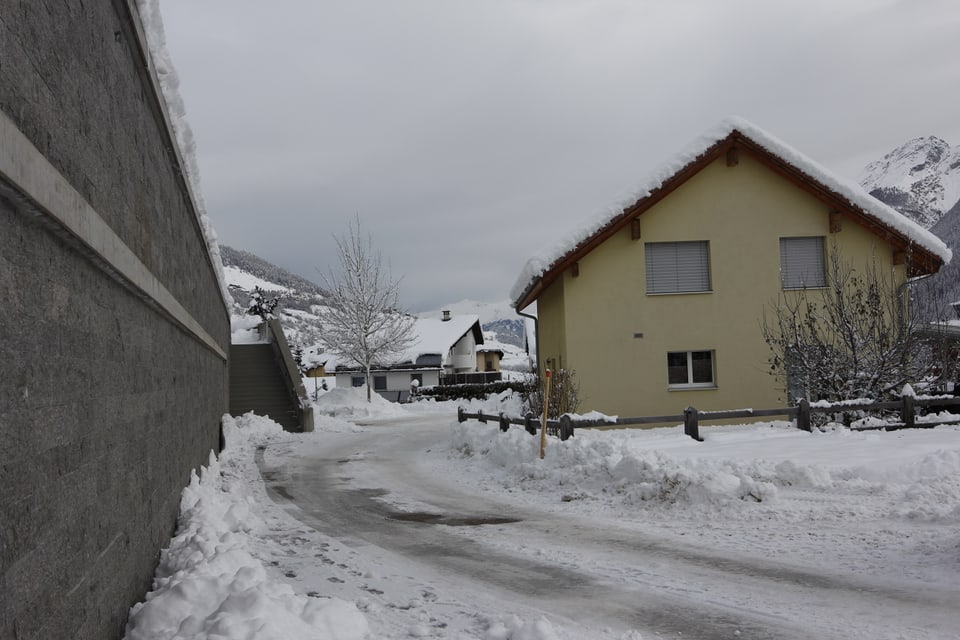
[512,128,946,309]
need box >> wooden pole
[540,369,552,460]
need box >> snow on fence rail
[456,395,960,442]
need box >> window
[645,241,711,294]
[374,375,387,391]
[351,376,365,388]
[410,373,423,385]
[667,351,715,388]
[780,237,826,289]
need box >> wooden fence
[457,395,960,442]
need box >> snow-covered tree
[321,217,415,402]
[246,286,280,321]
[761,249,941,403]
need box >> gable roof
[405,315,484,363]
[511,117,952,310]
[332,315,484,372]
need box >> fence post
[900,394,915,430]
[684,406,703,442]
[524,412,537,436]
[457,406,466,423]
[478,410,487,424]
[797,398,811,432]
[559,414,574,441]
[499,412,510,433]
[540,369,552,460]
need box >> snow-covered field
[124,390,960,639]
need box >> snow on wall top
[135,0,233,307]
[510,116,953,308]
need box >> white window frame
[645,241,711,295]
[667,350,716,389]
[373,375,387,391]
[780,236,826,289]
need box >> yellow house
[511,118,950,418]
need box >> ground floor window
[410,373,423,385]
[374,375,387,391]
[351,376,365,387]
[667,350,715,388]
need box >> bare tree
[321,217,415,402]
[523,369,581,418]
[761,248,947,403]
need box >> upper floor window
[780,236,826,289]
[645,241,711,294]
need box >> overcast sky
[158,0,960,312]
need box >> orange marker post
[539,369,551,460]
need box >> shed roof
[511,117,951,310]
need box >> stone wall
[0,2,230,638]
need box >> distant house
[477,346,505,373]
[511,117,949,418]
[335,312,498,401]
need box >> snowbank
[311,386,410,419]
[448,420,960,520]
[124,414,369,640]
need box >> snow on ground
[124,415,369,640]
[126,396,960,639]
[223,265,293,294]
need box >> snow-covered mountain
[222,248,533,367]
[221,245,331,350]
[859,136,960,229]
[859,137,960,316]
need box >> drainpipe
[516,305,539,375]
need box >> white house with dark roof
[334,312,494,401]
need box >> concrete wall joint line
[0,109,227,361]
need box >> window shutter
[646,241,710,294]
[780,237,826,289]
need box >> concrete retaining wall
[0,2,230,638]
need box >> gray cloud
[160,0,960,311]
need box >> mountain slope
[221,245,330,349]
[859,136,960,229]
[224,249,533,367]
[860,137,960,315]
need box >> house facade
[335,313,494,401]
[512,119,949,418]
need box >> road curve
[258,413,960,639]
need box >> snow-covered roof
[334,316,483,371]
[511,117,952,309]
[403,315,483,363]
